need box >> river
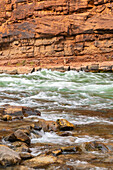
[0,70,113,169]
[0,70,113,144]
[0,69,113,110]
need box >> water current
[0,69,113,110]
[0,70,113,145]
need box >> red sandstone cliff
[0,0,113,73]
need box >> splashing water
[0,69,113,110]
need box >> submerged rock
[56,119,75,131]
[0,145,21,166]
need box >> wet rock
[1,115,12,121]
[73,161,96,170]
[52,149,62,156]
[56,119,75,131]
[22,107,41,117]
[14,130,31,145]
[19,152,33,160]
[103,156,113,163]
[88,64,99,71]
[49,164,74,170]
[57,131,75,136]
[35,119,58,132]
[13,116,23,120]
[0,105,41,118]
[13,142,30,153]
[105,143,113,152]
[18,125,32,135]
[0,145,21,166]
[4,165,34,170]
[6,130,30,145]
[33,125,42,131]
[51,145,82,156]
[5,133,17,142]
[85,141,109,152]
[23,155,62,168]
[61,146,82,154]
[2,105,24,117]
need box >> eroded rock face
[0,0,113,70]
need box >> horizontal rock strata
[0,0,113,72]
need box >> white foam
[31,130,106,145]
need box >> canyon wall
[0,0,113,71]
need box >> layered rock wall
[0,0,113,70]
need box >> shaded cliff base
[0,61,113,74]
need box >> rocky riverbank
[0,105,113,169]
[0,60,113,74]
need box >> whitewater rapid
[0,69,113,110]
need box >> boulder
[56,119,75,131]
[0,145,21,166]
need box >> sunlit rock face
[0,0,113,68]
